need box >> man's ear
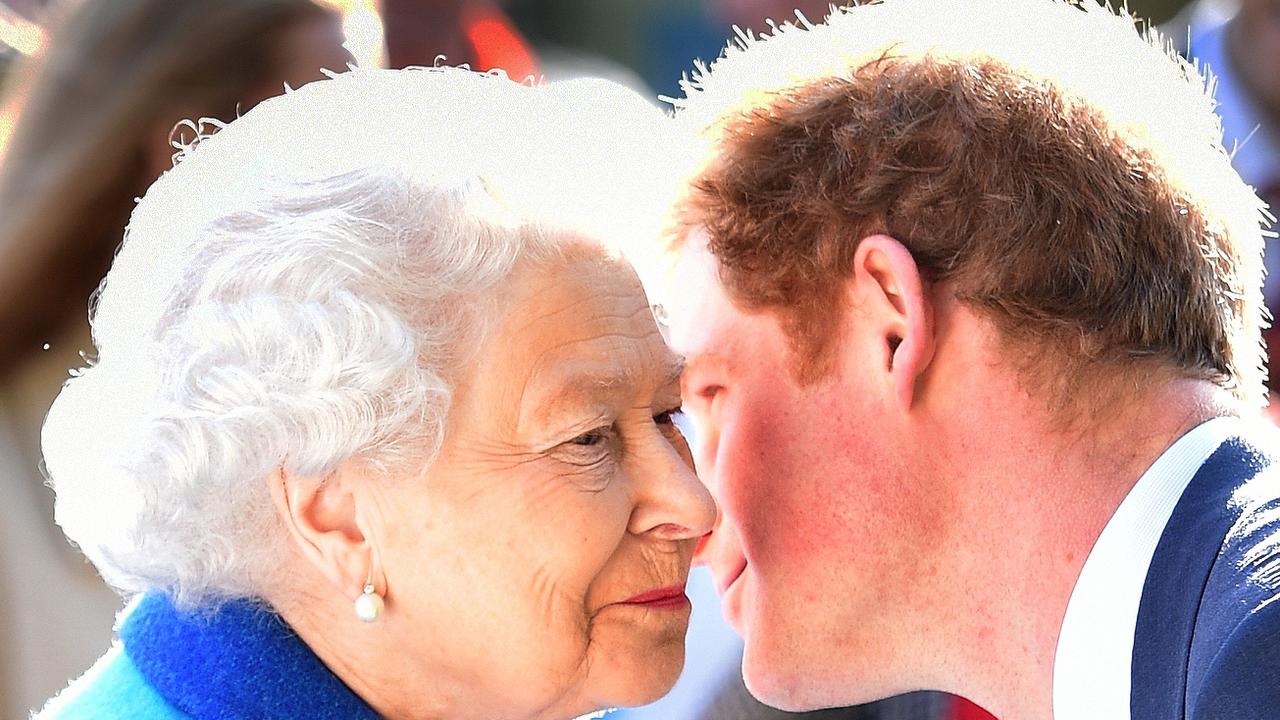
[267,463,380,602]
[850,234,934,410]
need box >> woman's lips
[618,584,690,609]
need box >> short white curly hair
[41,67,680,607]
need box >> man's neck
[934,377,1235,720]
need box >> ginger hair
[669,0,1268,407]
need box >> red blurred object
[1265,325,1280,424]
[953,696,998,720]
[461,3,537,81]
[379,0,538,80]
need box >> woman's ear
[849,234,935,410]
[267,462,380,601]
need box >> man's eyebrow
[679,349,730,375]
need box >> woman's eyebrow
[660,357,687,390]
[549,356,685,391]
[525,357,688,419]
[518,366,630,428]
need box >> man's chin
[742,640,901,713]
[740,624,880,713]
[738,609,818,712]
[740,647,821,713]
[732,572,842,710]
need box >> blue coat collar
[1131,433,1277,719]
[120,593,380,719]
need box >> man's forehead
[663,233,737,357]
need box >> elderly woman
[35,67,714,720]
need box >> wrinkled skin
[367,243,716,719]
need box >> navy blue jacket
[1132,434,1280,719]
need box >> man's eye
[697,385,723,401]
[653,406,684,426]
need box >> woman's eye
[653,406,684,425]
[558,425,618,486]
[560,422,619,474]
[563,425,618,458]
[571,429,606,446]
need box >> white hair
[665,0,1267,405]
[42,67,680,607]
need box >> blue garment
[1132,434,1280,719]
[35,594,379,719]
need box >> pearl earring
[354,569,384,623]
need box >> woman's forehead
[502,249,651,338]
[510,254,672,371]
[462,250,682,422]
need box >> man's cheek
[715,420,782,518]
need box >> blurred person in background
[0,0,349,715]
[712,0,833,30]
[642,0,836,104]
[1167,0,1280,418]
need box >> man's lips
[617,584,690,609]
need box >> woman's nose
[628,440,718,541]
[677,410,722,561]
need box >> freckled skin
[371,243,715,720]
[669,243,952,708]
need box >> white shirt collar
[1052,416,1240,720]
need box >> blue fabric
[1132,434,1280,720]
[37,594,379,720]
[35,645,185,719]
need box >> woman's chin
[529,656,683,720]
[592,645,686,710]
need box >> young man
[653,1,1280,718]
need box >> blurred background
[0,0,1265,718]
